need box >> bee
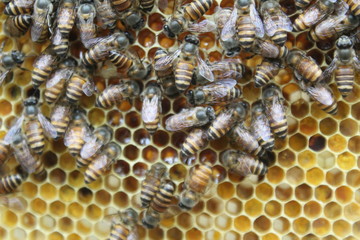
[0,140,11,166]
[81,32,131,67]
[221,0,264,51]
[141,83,162,135]
[0,46,26,85]
[80,125,113,160]
[65,67,94,104]
[154,48,178,97]
[286,49,322,84]
[64,109,91,157]
[51,28,70,56]
[186,79,241,105]
[309,4,359,42]
[154,34,214,92]
[220,149,268,176]
[262,83,288,138]
[254,58,281,88]
[76,2,98,49]
[140,162,167,208]
[4,0,34,15]
[93,0,118,29]
[50,98,73,139]
[178,162,213,210]
[31,0,54,43]
[4,15,32,38]
[260,0,293,46]
[55,0,76,36]
[0,171,28,194]
[142,179,176,229]
[31,47,59,88]
[11,134,45,175]
[109,0,133,14]
[96,80,140,109]
[84,142,121,184]
[206,101,248,141]
[250,100,274,151]
[120,9,146,30]
[5,96,58,155]
[293,0,336,32]
[44,57,78,104]
[344,0,360,17]
[165,106,215,132]
[322,35,360,98]
[109,50,152,80]
[139,0,154,12]
[251,39,289,59]
[180,128,208,158]
[108,208,139,240]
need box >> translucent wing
[250,4,265,37]
[197,55,214,82]
[91,154,112,170]
[263,10,292,36]
[210,59,243,79]
[314,15,348,39]
[165,109,199,131]
[58,7,75,28]
[154,49,181,71]
[13,0,34,8]
[353,56,360,71]
[221,8,237,41]
[307,84,334,105]
[4,116,24,144]
[322,57,338,80]
[82,80,94,96]
[46,68,73,88]
[269,96,286,122]
[0,196,27,212]
[80,136,102,159]
[0,70,10,86]
[38,113,57,139]
[201,79,237,101]
[31,5,51,42]
[64,128,75,147]
[142,95,160,122]
[187,20,217,33]
[334,0,349,15]
[303,6,323,26]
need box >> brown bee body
[183,0,213,21]
[52,29,70,57]
[65,72,87,103]
[344,0,360,17]
[50,99,72,139]
[230,123,265,157]
[140,0,154,12]
[108,208,138,240]
[31,0,53,43]
[0,173,24,194]
[335,65,355,97]
[110,0,132,13]
[109,51,133,70]
[0,140,11,166]
[80,125,113,161]
[57,0,76,36]
[24,120,44,155]
[175,59,196,92]
[31,48,58,88]
[141,83,162,134]
[4,0,34,15]
[221,149,268,176]
[252,39,288,59]
[4,15,32,37]
[237,15,256,51]
[180,128,208,157]
[154,48,177,97]
[94,0,117,29]
[254,58,281,88]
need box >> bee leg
[18,67,31,72]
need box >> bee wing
[38,113,58,139]
[31,6,51,42]
[165,110,198,131]
[64,127,75,147]
[154,49,181,71]
[197,55,215,82]
[58,7,75,27]
[314,15,347,38]
[80,136,102,159]
[334,0,349,15]
[0,70,10,86]
[4,116,24,144]
[187,20,217,33]
[92,154,112,170]
[82,80,95,96]
[263,11,292,36]
[269,95,286,122]
[220,8,237,41]
[303,6,323,26]
[322,57,338,80]
[0,196,27,212]
[353,56,360,72]
[202,79,237,98]
[46,68,73,88]
[210,59,243,79]
[307,84,334,106]
[250,4,265,38]
[142,95,160,122]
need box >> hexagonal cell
[347,170,360,187]
[326,168,344,186]
[265,200,282,217]
[49,201,65,217]
[335,186,353,204]
[273,217,290,234]
[298,150,316,169]
[123,176,139,193]
[315,185,332,203]
[293,217,310,235]
[333,220,351,238]
[351,102,360,120]
[167,228,183,240]
[40,183,57,201]
[275,183,293,202]
[215,214,232,231]
[304,201,322,219]
[39,215,56,232]
[337,152,356,170]
[309,134,326,152]
[253,215,271,233]
[255,183,273,201]
[206,197,224,215]
[30,198,47,215]
[234,216,251,233]
[196,213,213,230]
[85,204,102,221]
[278,149,295,168]
[295,184,313,202]
[340,118,358,137]
[324,202,342,219]
[328,134,347,152]
[306,167,325,185]
[186,228,202,240]
[225,198,242,216]
[68,202,84,219]
[244,199,263,217]
[349,136,360,154]
[58,217,74,233]
[317,151,335,170]
[114,160,130,177]
[267,166,285,184]
[236,182,254,200]
[284,200,301,218]
[300,117,318,135]
[21,212,36,229]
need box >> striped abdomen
[344,0,360,17]
[268,115,288,139]
[206,117,232,141]
[150,180,175,213]
[76,155,95,168]
[58,5,76,36]
[0,173,23,194]
[181,129,207,157]
[109,51,133,70]
[298,59,322,82]
[232,126,265,157]
[10,15,32,34]
[144,118,159,135]
[66,74,86,103]
[82,44,109,67]
[293,14,307,31]
[51,107,71,139]
[0,140,10,166]
[335,65,354,98]
[234,154,268,176]
[187,163,212,193]
[4,0,34,15]
[224,62,244,80]
[68,126,85,157]
[237,15,255,51]
[254,61,280,88]
[140,0,155,11]
[109,223,130,240]
[319,99,338,115]
[45,79,66,104]
[24,120,45,155]
[271,29,288,46]
[184,0,213,21]
[295,0,310,9]
[32,59,55,88]
[110,0,132,12]
[175,59,195,92]
[140,176,161,208]
[53,37,69,56]
[96,86,124,109]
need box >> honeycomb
[0,0,359,239]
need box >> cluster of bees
[0,0,359,237]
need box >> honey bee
[50,98,73,139]
[4,15,32,38]
[108,208,139,240]
[80,125,113,160]
[262,83,288,138]
[165,106,215,132]
[154,48,178,97]
[81,32,131,67]
[51,28,70,56]
[141,83,162,135]
[0,171,28,194]
[140,162,167,208]
[0,140,11,166]
[142,179,176,228]
[65,67,94,104]
[11,134,45,175]
[220,149,268,176]
[206,101,248,141]
[154,34,214,92]
[140,0,154,12]
[84,142,121,184]
[178,162,213,210]
[4,0,34,15]
[251,39,289,59]
[322,35,360,98]
[120,9,146,30]
[0,46,26,86]
[55,0,76,36]
[186,79,241,105]
[260,0,293,46]
[286,49,322,84]
[76,2,98,49]
[31,0,54,43]
[180,128,208,158]
[293,0,336,32]
[5,96,58,155]
[250,100,274,151]
[221,0,264,51]
[254,58,281,88]
[93,0,118,29]
[95,80,140,109]
[31,47,59,88]
[64,108,91,157]
[344,0,360,17]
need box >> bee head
[236,0,251,8]
[336,35,353,49]
[36,0,50,9]
[60,57,78,68]
[163,17,184,38]
[185,35,200,46]
[206,107,215,121]
[11,51,25,64]
[151,162,167,178]
[220,149,237,167]
[127,80,140,96]
[121,208,138,226]
[185,90,195,105]
[79,3,94,14]
[262,83,281,99]
[251,100,264,114]
[232,101,249,121]
[24,96,38,106]
[163,24,176,38]
[96,125,113,142]
[178,190,197,210]
[286,50,302,66]
[72,108,86,119]
[126,12,145,30]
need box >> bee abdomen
[110,0,132,12]
[270,118,288,139]
[25,122,45,155]
[293,16,306,32]
[344,0,360,16]
[140,179,160,208]
[175,60,194,92]
[14,15,32,32]
[96,87,122,109]
[53,38,69,56]
[181,130,207,157]
[109,52,133,69]
[140,0,155,11]
[4,2,32,15]
[321,101,338,115]
[257,136,275,151]
[335,66,354,97]
[84,163,102,184]
[250,159,268,176]
[0,141,10,165]
[45,79,66,104]
[145,121,159,135]
[109,224,129,240]
[237,16,255,50]
[206,118,231,140]
[32,67,52,88]
[150,180,175,213]
[300,60,322,82]
[51,117,70,139]
[184,0,213,21]
[188,163,212,193]
[272,29,288,46]
[66,75,86,103]
[0,173,23,194]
